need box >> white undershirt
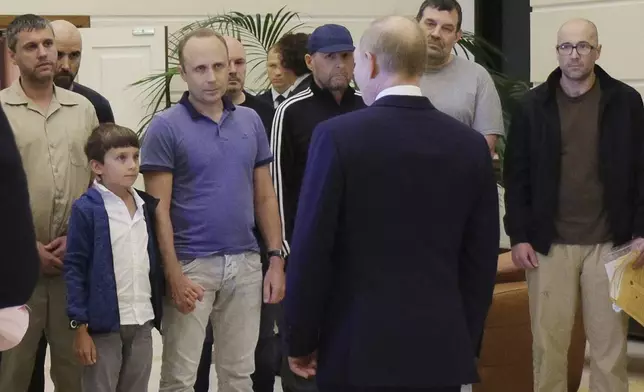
[94,181,154,326]
[375,85,423,101]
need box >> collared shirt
[292,73,311,92]
[271,87,289,109]
[376,85,423,101]
[93,181,154,326]
[0,80,99,244]
[140,92,273,261]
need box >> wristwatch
[267,249,285,259]
[69,320,87,330]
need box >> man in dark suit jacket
[284,16,499,392]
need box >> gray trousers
[82,322,153,392]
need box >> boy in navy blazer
[64,124,164,392]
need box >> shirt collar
[93,180,145,209]
[271,87,289,101]
[375,85,423,101]
[2,78,79,106]
[292,73,311,90]
[179,91,235,120]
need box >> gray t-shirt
[420,55,504,136]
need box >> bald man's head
[51,20,82,89]
[355,15,427,105]
[222,36,247,95]
[556,18,601,83]
[557,18,598,46]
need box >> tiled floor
[43,334,644,391]
[578,339,644,391]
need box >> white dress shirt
[271,87,289,109]
[375,85,423,101]
[94,181,154,326]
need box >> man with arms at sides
[417,0,504,155]
[194,35,281,392]
[20,20,117,392]
[504,19,644,392]
[140,28,285,392]
[51,19,115,124]
[257,44,296,109]
[285,15,499,392]
[269,24,365,392]
[0,14,98,392]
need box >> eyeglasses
[556,42,595,56]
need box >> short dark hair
[85,123,140,163]
[176,28,228,67]
[276,32,310,77]
[415,0,463,31]
[6,14,53,52]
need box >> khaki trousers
[527,243,628,392]
[0,275,81,392]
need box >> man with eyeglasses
[503,18,644,392]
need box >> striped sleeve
[269,89,314,256]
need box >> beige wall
[531,0,644,96]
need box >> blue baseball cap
[307,24,355,55]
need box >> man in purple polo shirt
[140,28,286,392]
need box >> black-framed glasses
[556,42,595,56]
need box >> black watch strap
[267,249,285,259]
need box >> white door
[77,26,167,189]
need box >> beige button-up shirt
[0,80,99,244]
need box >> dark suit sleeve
[631,90,644,238]
[502,101,532,245]
[0,106,39,309]
[64,203,92,324]
[270,105,296,255]
[460,142,499,354]
[285,122,343,357]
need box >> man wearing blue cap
[269,23,365,392]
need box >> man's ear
[366,52,378,79]
[305,54,314,72]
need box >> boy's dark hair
[276,32,310,77]
[6,14,52,52]
[415,0,463,31]
[85,123,140,163]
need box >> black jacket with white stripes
[270,81,366,254]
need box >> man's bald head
[359,15,427,78]
[51,19,82,89]
[222,36,247,95]
[556,18,601,83]
[557,18,599,46]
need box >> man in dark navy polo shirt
[141,28,286,392]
